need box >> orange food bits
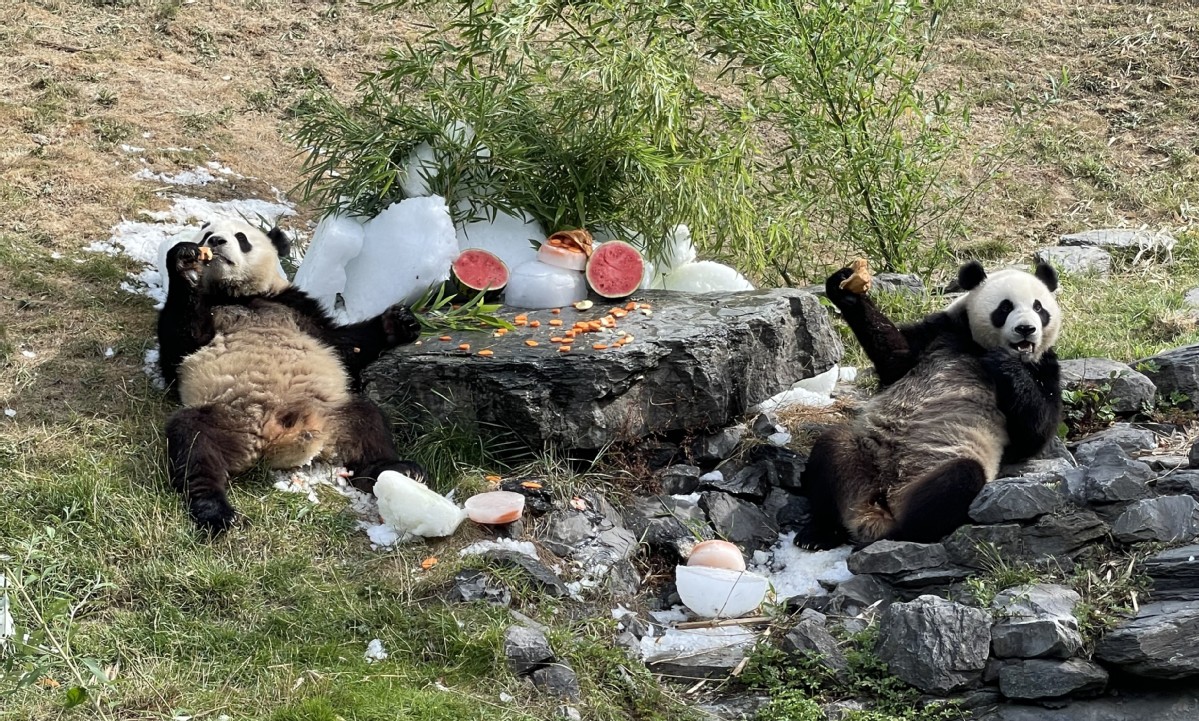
[514,319,527,327]
[611,308,628,318]
[551,308,561,314]
[529,320,541,328]
[558,346,572,353]
[477,349,494,357]
[625,302,637,311]
[600,316,616,328]
[496,328,509,335]
[593,343,609,350]
[550,337,564,343]
[524,340,540,347]
[549,319,563,327]
[439,335,452,341]
[521,481,543,489]
[514,314,528,322]
[420,557,439,570]
[458,344,471,351]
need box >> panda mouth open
[1012,340,1035,354]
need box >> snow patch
[749,532,853,600]
[458,538,539,560]
[638,625,758,664]
[0,573,12,647]
[364,639,388,663]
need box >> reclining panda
[158,219,426,532]
[797,259,1063,549]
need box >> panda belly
[861,352,1008,486]
[178,316,351,471]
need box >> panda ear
[266,227,291,258]
[957,260,987,291]
[1034,259,1059,292]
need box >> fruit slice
[451,248,509,301]
[585,240,645,299]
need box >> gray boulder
[694,426,746,465]
[699,492,778,550]
[1071,425,1159,463]
[944,524,1024,569]
[658,464,701,495]
[1035,246,1111,276]
[1060,228,1174,254]
[1156,470,1199,499]
[998,437,1077,478]
[762,488,812,532]
[873,273,925,295]
[480,550,572,598]
[531,664,581,701]
[1137,344,1199,410]
[1111,496,1199,544]
[976,688,1199,721]
[745,445,806,491]
[1019,509,1108,558]
[537,510,594,557]
[996,658,1108,700]
[505,625,554,675]
[1096,600,1199,679]
[1059,359,1157,415]
[700,462,768,500]
[1142,544,1199,602]
[1065,445,1155,507]
[990,584,1083,659]
[875,595,992,694]
[450,569,512,607]
[364,289,842,452]
[847,541,948,577]
[622,495,713,557]
[970,474,1065,523]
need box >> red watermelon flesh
[585,240,645,299]
[452,249,509,298]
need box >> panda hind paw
[381,303,422,346]
[189,494,238,535]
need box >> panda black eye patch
[1035,300,1050,327]
[235,232,252,253]
[990,299,1014,328]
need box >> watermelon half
[585,240,645,299]
[451,248,509,301]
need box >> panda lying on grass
[797,259,1063,549]
[158,219,427,533]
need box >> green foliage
[1059,381,1116,438]
[411,284,515,335]
[291,0,1060,281]
[743,629,966,721]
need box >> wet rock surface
[366,289,842,450]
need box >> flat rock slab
[364,289,841,451]
[1142,544,1199,602]
[1096,600,1199,679]
[1137,344,1199,409]
[1059,359,1156,414]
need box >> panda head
[194,219,290,296]
[953,259,1061,362]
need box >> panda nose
[203,236,226,248]
[1015,324,1036,337]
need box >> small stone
[745,445,806,491]
[1157,471,1199,499]
[943,524,1024,569]
[780,608,847,673]
[659,464,701,495]
[1035,246,1111,276]
[875,595,992,694]
[762,488,812,531]
[1066,445,1155,506]
[969,474,1064,523]
[1111,496,1199,544]
[481,550,572,597]
[1096,600,1199,679]
[693,426,746,464]
[828,574,894,614]
[1059,360,1157,415]
[997,658,1108,700]
[990,584,1083,659]
[621,495,714,557]
[751,412,783,438]
[449,569,512,607]
[504,625,554,675]
[846,540,948,576]
[1147,455,1190,472]
[700,462,768,499]
[537,510,595,557]
[531,664,581,701]
[699,492,778,550]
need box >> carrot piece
[439,335,452,341]
[521,481,543,489]
[611,308,628,318]
[558,346,572,352]
[458,344,471,351]
[625,302,637,311]
[550,337,564,343]
[551,308,561,314]
[421,557,438,570]
[529,320,541,328]
[514,314,528,322]
[478,349,494,357]
[525,340,540,347]
[593,343,609,350]
[549,319,563,327]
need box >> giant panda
[795,259,1063,549]
[157,218,427,533]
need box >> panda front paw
[167,242,206,288]
[189,493,237,535]
[824,266,861,307]
[381,303,422,346]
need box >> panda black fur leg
[885,458,987,543]
[794,426,864,550]
[166,405,249,533]
[330,397,428,494]
[981,347,1063,462]
[158,242,216,395]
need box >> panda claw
[381,304,421,346]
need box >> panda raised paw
[381,303,422,346]
[824,265,863,307]
[167,241,209,288]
